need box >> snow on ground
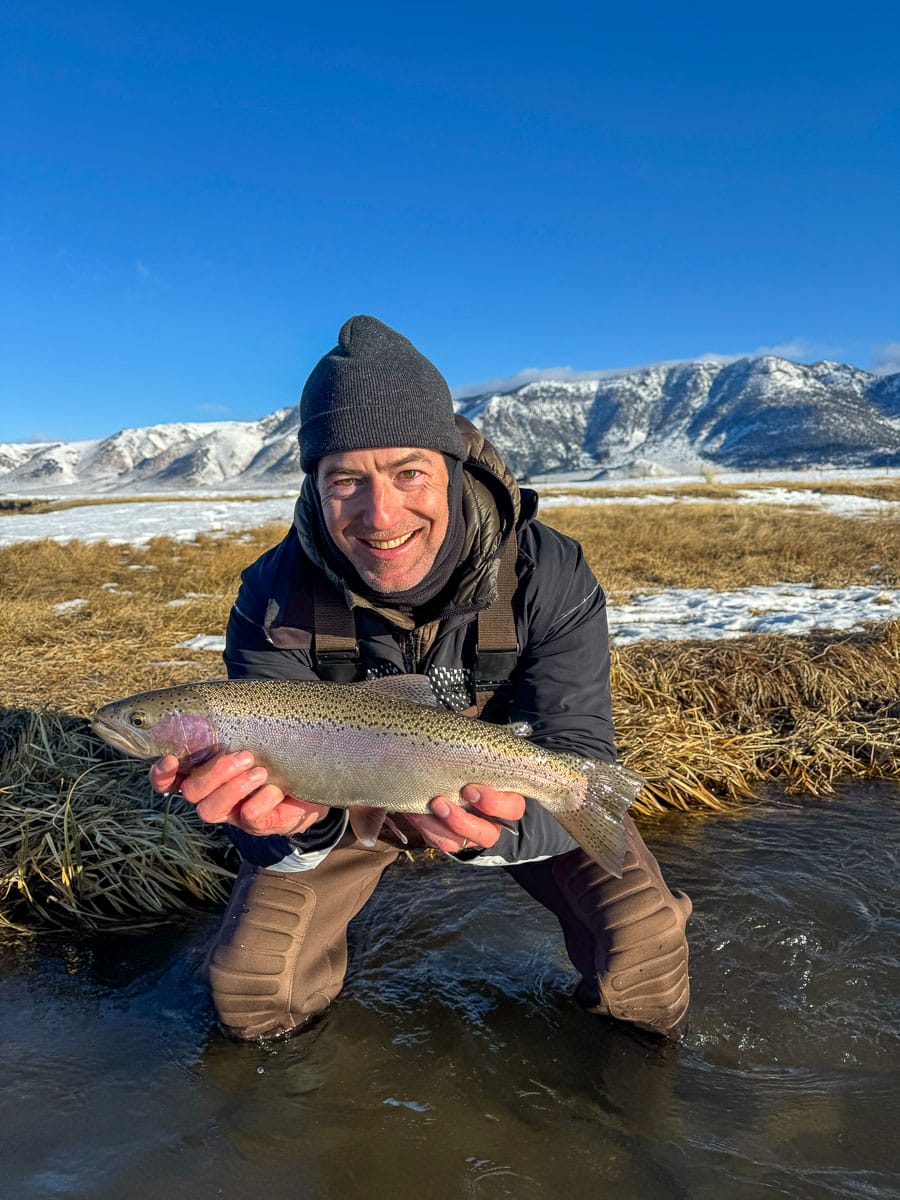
[608,584,900,645]
[4,487,897,647]
[166,581,900,657]
[1,481,896,549]
[538,488,897,516]
[0,496,295,546]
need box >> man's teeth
[365,532,415,550]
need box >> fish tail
[552,756,645,877]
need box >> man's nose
[363,477,401,529]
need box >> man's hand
[148,751,329,837]
[405,784,526,854]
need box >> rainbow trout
[92,675,645,875]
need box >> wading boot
[553,815,692,1039]
[507,815,691,1039]
[206,838,398,1040]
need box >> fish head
[92,687,220,766]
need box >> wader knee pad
[206,863,343,1041]
[553,817,692,1040]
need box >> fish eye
[128,710,149,728]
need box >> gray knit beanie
[298,315,467,472]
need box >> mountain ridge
[2,355,898,494]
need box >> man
[150,316,692,1041]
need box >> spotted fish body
[92,676,645,875]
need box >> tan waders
[557,816,691,1038]
[208,816,690,1041]
[207,837,399,1040]
[506,815,691,1039]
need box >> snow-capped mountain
[457,357,900,478]
[1,356,898,494]
[0,410,304,495]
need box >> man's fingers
[234,789,328,835]
[191,765,268,824]
[148,746,330,837]
[406,796,506,852]
[461,784,526,821]
[178,751,256,800]
[149,754,183,794]
[405,811,477,853]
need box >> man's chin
[358,570,417,595]
[353,557,431,595]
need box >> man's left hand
[405,784,526,854]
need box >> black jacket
[223,429,616,869]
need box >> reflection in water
[0,781,897,1199]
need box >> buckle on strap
[315,647,360,663]
[314,646,362,682]
[473,646,519,687]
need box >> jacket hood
[293,415,534,625]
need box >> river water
[1,782,897,1200]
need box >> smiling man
[317,448,451,594]
[149,315,692,1043]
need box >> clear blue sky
[4,1,899,442]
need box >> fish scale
[92,675,646,876]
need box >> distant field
[0,492,294,516]
[1,473,898,516]
[1,498,897,715]
[537,478,900,503]
[1,493,897,927]
[548,502,898,599]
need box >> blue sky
[4,1,899,443]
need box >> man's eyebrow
[320,464,360,479]
[321,452,431,478]
[385,452,432,469]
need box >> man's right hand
[148,751,330,838]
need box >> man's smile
[357,529,421,553]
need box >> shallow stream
[2,782,897,1199]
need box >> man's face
[316,447,451,594]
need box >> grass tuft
[0,706,234,930]
[616,618,900,815]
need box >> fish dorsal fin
[509,720,533,738]
[358,674,441,708]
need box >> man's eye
[397,469,422,481]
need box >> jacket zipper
[403,631,418,673]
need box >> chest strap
[312,574,361,682]
[473,535,519,716]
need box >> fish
[91,674,645,876]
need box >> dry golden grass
[617,619,900,815]
[537,477,900,503]
[0,707,233,930]
[2,504,896,715]
[544,502,899,598]
[1,499,898,926]
[0,525,289,712]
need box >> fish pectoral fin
[348,805,390,847]
[382,815,409,845]
[356,673,441,708]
